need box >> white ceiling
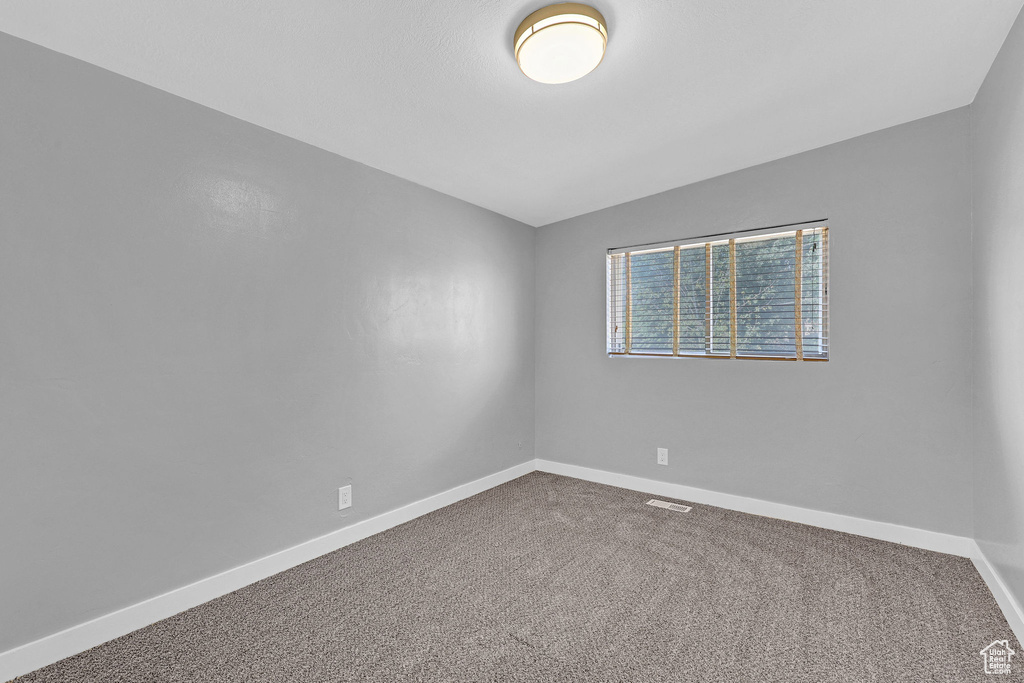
[2,1,1022,226]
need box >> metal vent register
[647,499,692,513]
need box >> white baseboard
[2,458,1008,682]
[970,541,1024,646]
[534,459,974,557]
[0,460,535,682]
[543,458,1024,643]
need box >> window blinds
[607,225,828,360]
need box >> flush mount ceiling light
[514,3,608,85]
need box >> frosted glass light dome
[514,4,608,85]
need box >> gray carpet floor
[12,472,1021,682]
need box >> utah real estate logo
[980,640,1015,675]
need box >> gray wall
[972,7,1024,614]
[0,32,535,652]
[535,108,973,536]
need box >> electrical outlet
[657,448,668,466]
[338,485,352,510]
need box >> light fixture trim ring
[514,3,608,51]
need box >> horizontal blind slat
[610,226,828,360]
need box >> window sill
[607,352,828,362]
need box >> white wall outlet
[657,448,668,466]
[338,485,352,510]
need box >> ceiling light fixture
[514,3,608,85]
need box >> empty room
[3,1,1024,681]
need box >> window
[607,224,828,360]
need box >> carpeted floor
[13,472,1021,682]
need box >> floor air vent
[647,499,692,513]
